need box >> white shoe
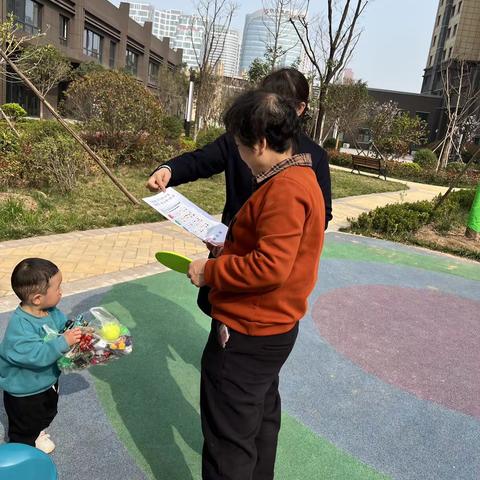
[35,430,55,454]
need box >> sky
[111,0,439,93]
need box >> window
[448,47,453,58]
[451,5,455,16]
[59,15,69,45]
[109,41,116,68]
[447,27,451,38]
[357,128,371,144]
[6,65,39,116]
[148,60,159,84]
[6,0,41,34]
[453,24,458,36]
[458,2,462,14]
[436,14,441,26]
[83,28,103,62]
[416,112,429,124]
[433,35,437,47]
[429,55,433,67]
[442,49,446,61]
[126,49,139,76]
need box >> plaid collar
[254,153,312,184]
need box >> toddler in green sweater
[0,258,81,453]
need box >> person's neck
[21,303,48,318]
[253,149,293,176]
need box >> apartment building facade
[0,0,183,115]
[422,0,480,95]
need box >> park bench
[351,154,387,180]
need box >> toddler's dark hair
[11,258,59,302]
[223,90,300,153]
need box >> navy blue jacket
[159,132,332,227]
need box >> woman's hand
[204,241,224,258]
[146,167,172,192]
[187,259,208,287]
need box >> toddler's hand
[63,327,82,346]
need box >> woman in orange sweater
[188,90,325,480]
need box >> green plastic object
[467,184,480,233]
[155,251,192,274]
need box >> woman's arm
[204,178,319,293]
[147,133,231,190]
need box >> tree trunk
[314,85,329,145]
[437,133,453,171]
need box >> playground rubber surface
[0,232,478,479]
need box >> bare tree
[290,0,369,143]
[436,60,480,171]
[262,0,299,70]
[190,0,238,132]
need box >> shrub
[8,122,86,193]
[0,127,20,155]
[64,70,166,164]
[20,119,69,140]
[349,200,432,239]
[328,150,352,167]
[1,103,27,120]
[386,161,422,180]
[196,127,225,149]
[161,115,184,143]
[413,149,437,169]
[446,162,465,173]
[180,137,197,152]
[348,189,475,239]
[323,137,337,150]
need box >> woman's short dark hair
[260,68,310,108]
[224,90,300,153]
[11,258,59,302]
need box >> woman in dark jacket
[146,68,332,315]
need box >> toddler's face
[40,271,63,309]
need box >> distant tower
[238,9,304,75]
[421,0,480,95]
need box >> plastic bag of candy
[57,307,133,372]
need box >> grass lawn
[331,170,407,198]
[0,166,407,241]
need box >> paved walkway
[0,173,449,311]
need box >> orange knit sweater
[204,164,325,336]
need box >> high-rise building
[208,27,240,77]
[421,0,480,95]
[127,3,239,73]
[420,0,480,143]
[173,14,204,69]
[239,9,304,75]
